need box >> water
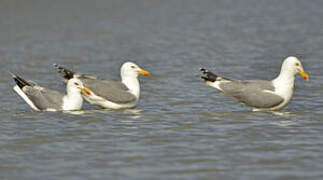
[1,0,323,179]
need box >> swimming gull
[54,62,149,109]
[11,73,91,111]
[200,56,309,111]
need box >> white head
[66,78,91,95]
[120,62,150,79]
[281,56,309,80]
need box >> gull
[54,62,149,109]
[200,56,309,111]
[11,73,91,111]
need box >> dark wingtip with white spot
[53,63,75,80]
[201,76,209,81]
[11,73,31,88]
[200,68,208,73]
[200,68,218,82]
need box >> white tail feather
[13,85,40,111]
[205,81,223,91]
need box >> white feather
[13,85,40,111]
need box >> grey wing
[76,74,99,80]
[81,78,137,104]
[220,80,284,108]
[23,86,64,110]
[60,73,99,84]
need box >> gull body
[12,73,89,111]
[54,62,149,109]
[201,56,309,111]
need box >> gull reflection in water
[270,110,299,127]
[64,108,143,119]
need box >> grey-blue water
[1,0,323,179]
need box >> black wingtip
[53,63,75,80]
[200,68,218,82]
[201,76,209,81]
[200,68,208,73]
[11,73,31,89]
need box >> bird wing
[219,80,284,108]
[80,78,137,104]
[23,86,64,110]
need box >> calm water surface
[1,0,323,179]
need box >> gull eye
[131,65,136,69]
[74,82,79,86]
[296,63,299,66]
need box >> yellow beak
[138,69,150,76]
[298,70,309,81]
[81,87,92,95]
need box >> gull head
[120,62,150,78]
[282,56,309,80]
[67,78,91,95]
